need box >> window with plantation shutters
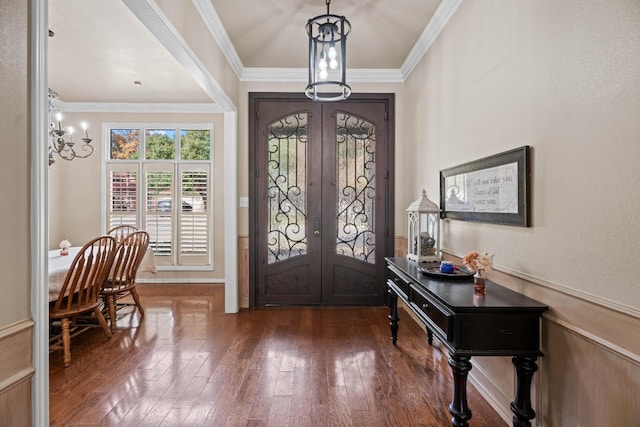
[105,124,213,270]
[108,166,137,230]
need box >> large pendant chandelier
[305,0,351,102]
[48,89,93,166]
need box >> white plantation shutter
[144,165,174,266]
[145,214,173,258]
[179,165,210,265]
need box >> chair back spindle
[108,231,149,286]
[106,224,139,244]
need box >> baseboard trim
[137,278,225,284]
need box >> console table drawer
[410,289,452,341]
[454,314,542,353]
[387,268,411,298]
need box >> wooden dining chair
[49,235,116,367]
[106,224,138,244]
[101,230,150,332]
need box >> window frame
[102,122,215,271]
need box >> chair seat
[49,301,102,320]
[102,279,135,294]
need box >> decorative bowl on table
[418,264,475,280]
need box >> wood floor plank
[101,395,159,426]
[49,283,507,426]
[178,401,216,426]
[137,397,177,425]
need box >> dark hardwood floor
[49,284,506,426]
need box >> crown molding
[240,68,404,83]
[240,68,307,82]
[192,0,244,78]
[59,102,223,114]
[347,69,405,83]
[401,0,464,79]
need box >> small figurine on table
[59,239,71,256]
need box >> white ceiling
[211,0,441,69]
[48,0,447,105]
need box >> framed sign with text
[439,146,530,227]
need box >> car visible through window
[156,199,193,212]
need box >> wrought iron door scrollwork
[267,113,308,263]
[335,113,376,263]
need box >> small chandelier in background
[305,0,351,102]
[48,89,93,166]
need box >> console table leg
[426,328,433,346]
[448,354,472,427]
[510,356,539,427]
[387,287,399,345]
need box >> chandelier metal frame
[305,0,351,102]
[48,89,93,166]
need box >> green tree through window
[181,129,211,160]
[146,130,175,160]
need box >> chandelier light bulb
[328,46,337,59]
[319,69,328,80]
[66,127,74,143]
[318,58,328,71]
[329,58,338,69]
[48,87,94,165]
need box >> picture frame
[439,146,531,227]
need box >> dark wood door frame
[248,92,395,307]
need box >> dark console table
[385,257,548,427]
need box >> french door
[249,93,394,306]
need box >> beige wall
[0,0,30,327]
[0,0,34,424]
[49,111,227,281]
[403,0,640,425]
